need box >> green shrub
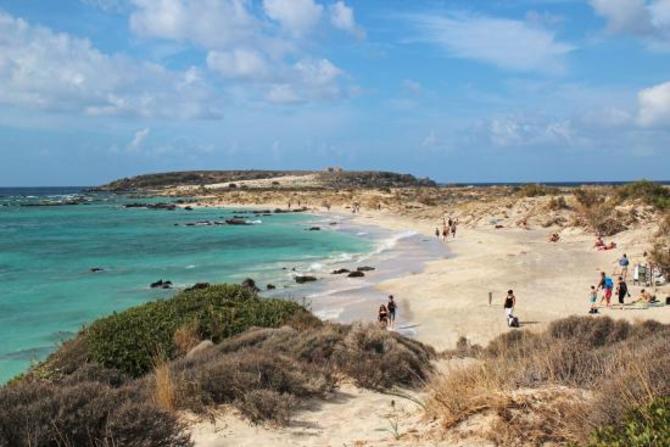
[517,184,557,197]
[588,397,670,447]
[87,284,316,377]
[617,180,670,211]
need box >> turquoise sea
[0,187,373,383]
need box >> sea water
[0,188,373,383]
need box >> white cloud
[407,11,574,73]
[266,58,344,103]
[128,128,150,151]
[0,12,218,119]
[637,81,670,126]
[489,116,574,147]
[589,0,670,48]
[329,1,365,38]
[263,0,323,36]
[206,49,269,80]
[129,0,258,49]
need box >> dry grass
[173,320,201,355]
[426,316,670,446]
[152,356,177,412]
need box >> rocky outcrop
[124,202,176,210]
[241,278,260,292]
[357,266,376,272]
[225,218,250,225]
[332,268,350,274]
[347,271,365,278]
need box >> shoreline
[191,200,670,351]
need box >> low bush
[0,381,191,447]
[426,316,670,446]
[588,397,670,447]
[87,284,317,376]
[517,184,558,197]
[617,180,670,211]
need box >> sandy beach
[186,193,669,446]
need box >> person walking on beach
[451,220,457,239]
[504,290,517,326]
[597,272,614,307]
[618,254,630,280]
[387,295,397,329]
[616,276,630,306]
[378,305,389,329]
[435,227,440,239]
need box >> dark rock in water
[357,266,376,272]
[332,268,350,275]
[125,202,176,211]
[184,206,193,211]
[348,271,365,278]
[241,278,260,292]
[233,215,247,219]
[90,267,104,273]
[295,275,317,284]
[150,279,173,289]
[185,282,210,292]
[329,222,338,225]
[308,227,321,231]
[226,218,250,225]
[262,214,272,217]
[267,284,276,290]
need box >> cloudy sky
[1,0,670,185]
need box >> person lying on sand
[597,242,617,251]
[631,289,653,306]
[594,236,605,248]
[549,233,560,242]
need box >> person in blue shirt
[618,254,630,280]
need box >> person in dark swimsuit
[387,295,397,328]
[504,289,515,319]
[616,276,629,305]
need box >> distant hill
[96,170,436,191]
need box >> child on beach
[378,305,389,329]
[589,285,598,314]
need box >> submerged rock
[332,268,350,275]
[90,267,104,273]
[357,266,376,272]
[347,271,365,278]
[308,227,321,231]
[225,218,250,225]
[267,284,276,290]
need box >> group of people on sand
[589,253,663,312]
[436,216,458,241]
[377,295,397,329]
[594,236,617,251]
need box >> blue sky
[1,0,670,185]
